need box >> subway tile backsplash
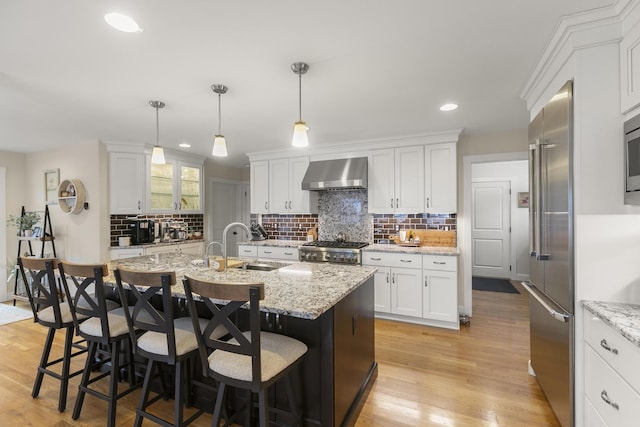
[110,214,203,247]
[254,190,456,244]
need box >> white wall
[472,160,529,280]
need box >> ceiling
[0,0,614,167]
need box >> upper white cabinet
[368,146,424,213]
[424,142,457,213]
[109,152,145,214]
[250,160,270,214]
[250,156,317,214]
[621,22,640,113]
[147,156,203,214]
[269,156,318,214]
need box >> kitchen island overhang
[107,253,378,427]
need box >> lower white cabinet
[423,255,458,323]
[363,251,458,329]
[110,241,204,260]
[238,245,258,259]
[178,241,204,256]
[584,313,640,426]
[109,247,144,260]
[257,246,299,261]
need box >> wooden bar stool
[114,267,214,427]
[58,261,138,427]
[18,257,88,412]
[182,276,308,427]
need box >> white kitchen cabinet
[268,156,318,214]
[251,160,270,214]
[423,254,458,324]
[621,21,640,113]
[178,241,204,256]
[363,252,423,317]
[238,244,258,259]
[424,142,457,213]
[147,156,203,214]
[109,247,144,260]
[144,245,176,256]
[257,246,299,261]
[583,313,640,426]
[368,146,424,214]
[109,152,145,214]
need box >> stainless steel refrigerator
[524,80,574,427]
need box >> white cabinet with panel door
[109,247,144,260]
[109,152,146,215]
[238,244,258,259]
[250,160,270,214]
[422,255,458,326]
[368,146,424,213]
[257,245,299,261]
[268,156,318,214]
[424,142,457,213]
[147,156,203,214]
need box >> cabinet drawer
[362,252,422,269]
[584,315,640,393]
[238,245,258,259]
[422,255,456,272]
[258,246,299,261]
[584,345,640,426]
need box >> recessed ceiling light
[104,13,142,33]
[440,103,458,112]
[179,143,191,148]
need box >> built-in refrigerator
[524,80,574,427]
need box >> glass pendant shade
[151,145,166,164]
[212,135,228,157]
[292,121,309,147]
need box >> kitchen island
[107,252,378,427]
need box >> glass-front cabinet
[148,156,203,214]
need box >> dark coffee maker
[130,219,155,244]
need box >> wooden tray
[396,242,421,247]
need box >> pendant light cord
[298,73,302,121]
[218,93,222,134]
[155,105,159,145]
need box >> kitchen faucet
[222,222,251,272]
[203,241,223,267]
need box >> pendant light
[149,100,166,164]
[291,62,310,147]
[211,84,229,157]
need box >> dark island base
[113,276,376,426]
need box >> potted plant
[6,211,41,237]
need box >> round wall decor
[57,179,86,214]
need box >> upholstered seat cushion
[38,301,83,324]
[79,306,132,338]
[137,316,225,357]
[208,331,307,383]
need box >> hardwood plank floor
[0,284,560,426]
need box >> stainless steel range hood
[301,157,368,190]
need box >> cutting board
[207,257,244,271]
[391,230,456,247]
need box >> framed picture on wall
[517,191,529,208]
[44,169,59,204]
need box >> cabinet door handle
[284,201,288,210]
[390,198,394,208]
[400,259,412,263]
[137,200,141,210]
[433,261,446,265]
[391,273,396,284]
[600,339,619,355]
[243,249,252,253]
[288,201,292,210]
[386,273,389,283]
[370,257,382,261]
[425,276,429,287]
[426,197,430,208]
[600,390,619,410]
[284,252,293,256]
[263,250,272,254]
[396,198,399,208]
[265,201,268,211]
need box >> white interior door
[472,180,511,278]
[211,180,240,257]
[0,167,6,302]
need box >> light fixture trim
[440,103,458,112]
[178,143,191,148]
[211,84,229,157]
[104,12,142,33]
[149,100,166,164]
[291,61,310,148]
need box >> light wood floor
[0,283,560,426]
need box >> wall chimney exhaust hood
[301,157,368,190]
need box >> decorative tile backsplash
[255,190,456,244]
[110,214,204,246]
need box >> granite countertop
[363,243,460,256]
[107,252,376,320]
[582,300,640,348]
[238,239,307,248]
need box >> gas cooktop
[302,240,369,249]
